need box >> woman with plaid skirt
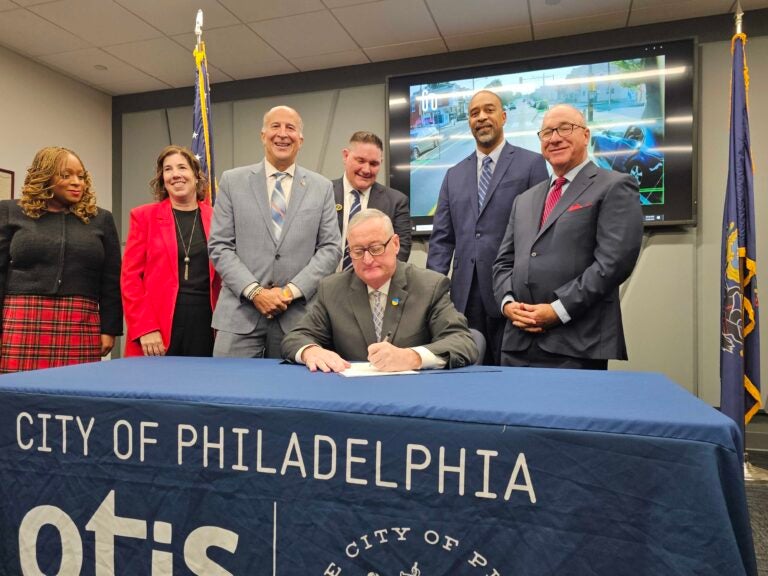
[0,147,122,373]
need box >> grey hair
[348,208,394,236]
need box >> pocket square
[567,202,592,212]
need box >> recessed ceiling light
[94,64,108,71]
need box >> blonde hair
[149,145,207,202]
[20,147,97,223]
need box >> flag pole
[192,8,217,204]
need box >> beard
[473,127,499,146]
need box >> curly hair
[20,147,97,223]
[149,145,208,202]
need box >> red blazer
[121,199,221,357]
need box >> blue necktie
[478,156,493,209]
[271,172,288,240]
[341,190,362,271]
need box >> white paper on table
[339,362,418,377]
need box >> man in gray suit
[282,209,477,372]
[333,131,411,270]
[492,104,643,369]
[209,105,342,358]
[427,90,549,366]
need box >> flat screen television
[387,39,696,234]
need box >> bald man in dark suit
[493,104,643,369]
[427,90,548,365]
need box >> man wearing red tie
[492,104,643,369]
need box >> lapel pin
[391,297,400,306]
[335,204,343,212]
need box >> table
[0,358,756,575]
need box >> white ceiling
[0,0,765,95]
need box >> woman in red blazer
[121,145,221,357]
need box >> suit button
[275,254,281,260]
[475,233,481,239]
[531,252,537,257]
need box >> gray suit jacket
[281,262,477,369]
[333,178,412,262]
[492,161,643,360]
[209,160,342,335]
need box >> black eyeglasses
[349,235,394,259]
[537,123,586,142]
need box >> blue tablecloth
[0,358,756,575]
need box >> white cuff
[413,346,446,370]
[551,299,571,324]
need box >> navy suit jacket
[427,141,548,317]
[492,161,643,360]
[333,178,412,262]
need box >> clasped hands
[503,301,559,333]
[252,287,293,319]
[301,342,421,373]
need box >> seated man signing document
[281,209,477,372]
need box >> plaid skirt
[0,295,101,373]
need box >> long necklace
[172,207,198,281]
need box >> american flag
[193,40,216,204]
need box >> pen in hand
[382,331,392,343]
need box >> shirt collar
[265,158,296,179]
[551,157,590,186]
[343,174,371,196]
[366,279,391,296]
[477,140,505,165]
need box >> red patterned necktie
[540,176,568,227]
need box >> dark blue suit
[427,141,548,364]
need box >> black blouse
[0,200,123,335]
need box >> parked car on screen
[410,126,441,160]
[591,124,664,189]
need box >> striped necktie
[540,176,568,227]
[478,155,493,209]
[271,172,288,239]
[342,190,362,271]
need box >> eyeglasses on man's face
[349,235,394,259]
[537,122,586,142]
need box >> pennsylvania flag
[193,40,216,204]
[720,32,762,433]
